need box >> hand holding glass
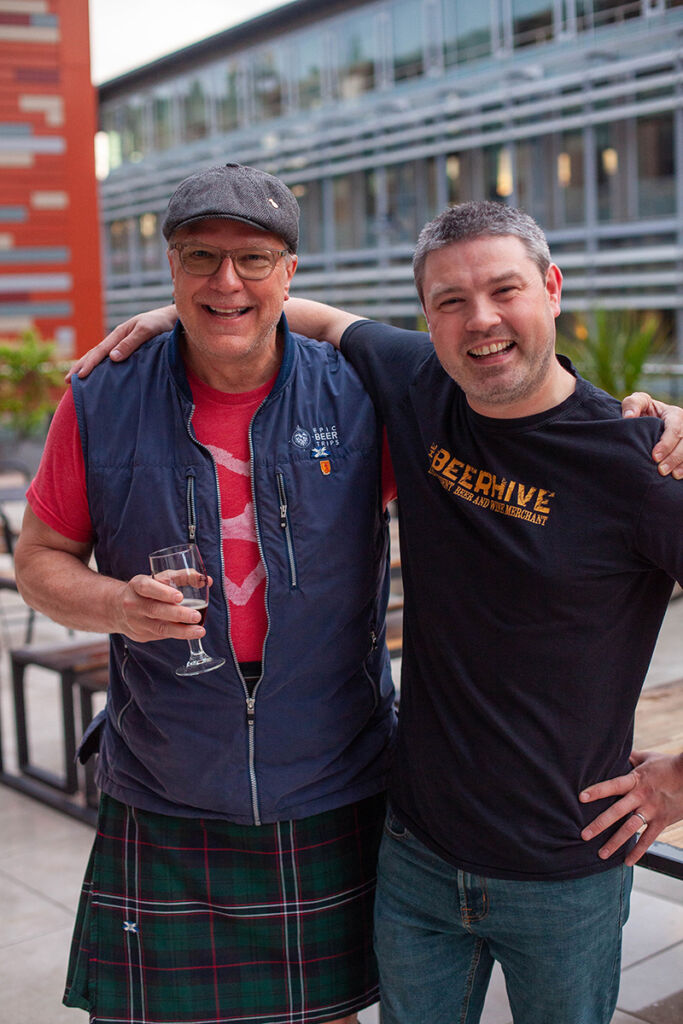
[148,543,225,676]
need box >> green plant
[556,310,667,400]
[0,330,67,438]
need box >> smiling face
[422,234,574,418]
[168,218,297,392]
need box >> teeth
[469,340,513,357]
[207,305,247,316]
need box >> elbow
[12,538,35,606]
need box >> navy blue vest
[72,318,395,822]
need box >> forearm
[285,297,364,348]
[14,506,208,642]
[15,541,126,633]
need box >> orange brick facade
[0,0,103,356]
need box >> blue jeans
[375,809,633,1024]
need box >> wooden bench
[0,638,109,824]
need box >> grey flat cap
[162,163,299,252]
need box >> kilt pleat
[63,792,385,1023]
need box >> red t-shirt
[28,374,396,662]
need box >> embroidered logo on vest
[291,425,311,449]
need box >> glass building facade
[97,0,683,355]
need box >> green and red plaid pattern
[64,792,385,1023]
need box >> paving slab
[1,925,77,1024]
[618,943,683,1016]
[621,888,683,969]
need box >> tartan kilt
[64,791,385,1023]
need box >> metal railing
[642,362,683,404]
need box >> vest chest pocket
[276,472,298,590]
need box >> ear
[421,302,430,330]
[283,253,297,299]
[167,249,177,286]
[546,263,562,319]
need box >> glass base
[175,655,226,677]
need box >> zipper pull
[370,630,377,651]
[279,501,287,529]
[246,696,255,724]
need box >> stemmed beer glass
[149,543,225,676]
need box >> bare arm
[67,298,366,381]
[67,306,683,479]
[67,305,177,380]
[579,749,683,865]
[14,505,206,642]
[622,392,683,477]
[284,297,365,349]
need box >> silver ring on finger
[633,811,648,829]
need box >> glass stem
[187,638,209,662]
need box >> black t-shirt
[341,320,683,880]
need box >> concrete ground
[0,583,681,1024]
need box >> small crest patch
[320,460,332,475]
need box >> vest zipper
[246,695,258,822]
[276,471,298,589]
[116,644,133,731]
[184,410,263,823]
[244,391,281,827]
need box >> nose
[465,297,502,333]
[208,255,243,288]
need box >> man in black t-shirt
[73,202,683,1024]
[287,203,683,1024]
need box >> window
[593,0,641,25]
[180,79,209,142]
[294,30,324,110]
[253,47,287,121]
[443,1,492,67]
[109,220,131,275]
[446,150,477,204]
[138,213,161,272]
[515,137,555,226]
[511,0,554,48]
[152,94,174,151]
[337,11,376,99]
[385,159,440,243]
[392,0,424,82]
[484,144,514,202]
[121,103,145,163]
[386,162,419,243]
[100,107,122,171]
[215,62,240,132]
[333,171,377,249]
[577,0,641,30]
[637,114,675,217]
[290,180,324,253]
[596,122,629,222]
[556,130,585,225]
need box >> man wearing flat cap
[15,164,396,1024]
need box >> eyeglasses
[169,242,289,280]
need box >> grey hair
[413,202,551,302]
